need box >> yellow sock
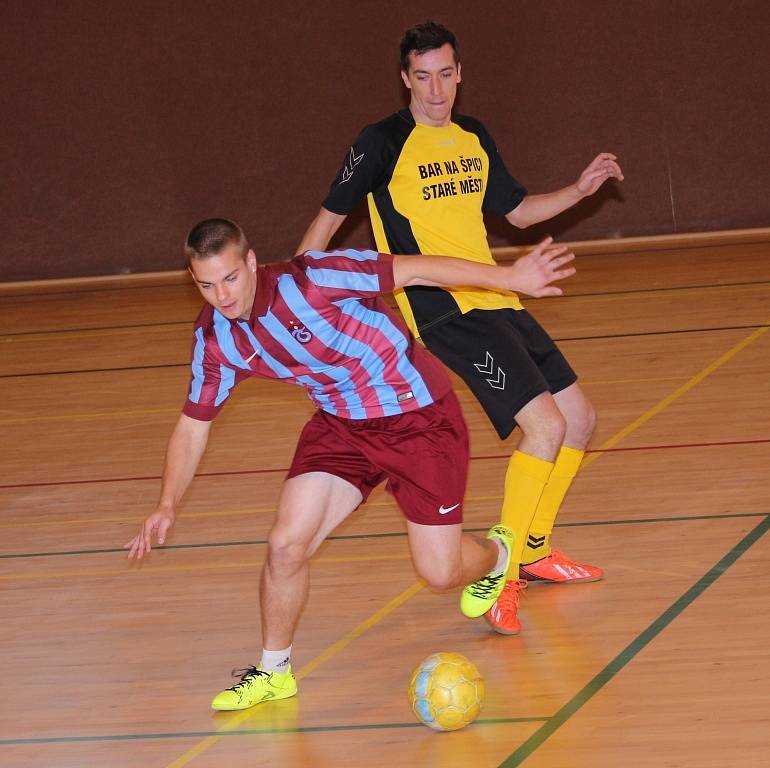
[500,451,554,579]
[522,446,584,564]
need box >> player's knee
[567,399,596,446]
[517,397,567,454]
[267,529,310,574]
[529,409,566,454]
[417,562,463,591]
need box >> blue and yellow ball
[408,651,485,731]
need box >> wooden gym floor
[1,232,769,767]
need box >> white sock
[491,538,508,575]
[260,646,292,673]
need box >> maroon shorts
[287,391,468,525]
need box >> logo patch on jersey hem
[397,391,415,402]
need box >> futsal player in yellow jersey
[296,21,623,635]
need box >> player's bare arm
[124,414,211,559]
[295,207,347,255]
[506,153,624,229]
[392,237,575,298]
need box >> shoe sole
[484,614,520,636]
[520,573,603,585]
[211,688,297,711]
[461,605,496,618]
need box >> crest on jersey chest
[288,319,313,344]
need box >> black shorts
[420,309,577,440]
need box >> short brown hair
[399,21,460,72]
[184,218,247,266]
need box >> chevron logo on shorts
[473,351,506,390]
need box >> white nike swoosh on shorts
[439,503,460,515]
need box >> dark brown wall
[3,0,769,281]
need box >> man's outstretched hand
[505,237,576,297]
[575,152,624,197]
[124,509,175,560]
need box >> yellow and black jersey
[322,109,527,338]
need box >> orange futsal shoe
[520,549,603,584]
[484,580,527,635]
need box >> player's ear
[400,68,412,90]
[456,62,462,83]
[246,249,257,272]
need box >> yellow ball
[408,652,485,731]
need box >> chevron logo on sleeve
[474,351,506,390]
[340,146,365,183]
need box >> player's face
[189,242,258,321]
[401,43,461,127]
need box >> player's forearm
[393,255,508,292]
[506,186,584,229]
[393,239,575,299]
[295,208,347,255]
[156,414,211,512]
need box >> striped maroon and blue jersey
[182,249,451,421]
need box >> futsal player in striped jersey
[125,217,574,710]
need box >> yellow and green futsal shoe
[460,524,514,618]
[211,665,297,711]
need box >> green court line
[498,513,770,767]
[0,531,405,560]
[554,511,768,528]
[2,517,767,753]
[0,716,548,746]
[2,511,766,561]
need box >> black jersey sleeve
[469,119,528,216]
[321,123,392,215]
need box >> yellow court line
[165,579,425,768]
[1,375,684,427]
[587,375,687,386]
[557,281,770,305]
[2,319,765,767]
[1,398,312,426]
[0,492,506,530]
[4,281,767,345]
[0,553,411,582]
[0,386,506,427]
[0,507,270,530]
[159,318,770,768]
[582,324,770,468]
[1,323,188,344]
